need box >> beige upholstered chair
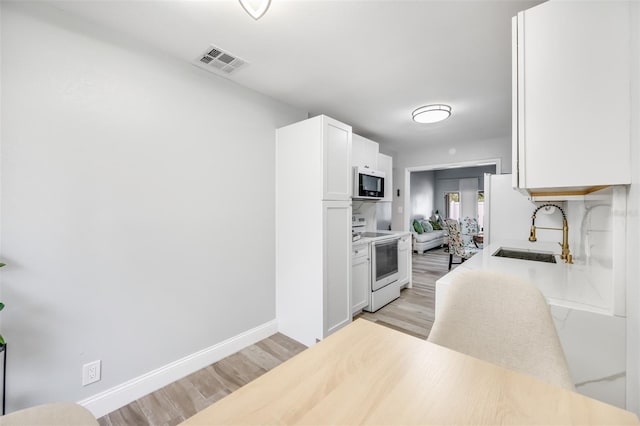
[0,402,98,426]
[428,270,574,390]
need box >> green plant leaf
[0,263,5,268]
[0,302,4,311]
[0,335,5,345]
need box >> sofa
[411,218,448,254]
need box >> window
[444,192,460,221]
[477,191,485,231]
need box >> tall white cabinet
[276,115,352,346]
[512,1,631,192]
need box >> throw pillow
[421,220,433,233]
[413,219,424,234]
[430,220,442,230]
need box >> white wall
[392,137,510,230]
[410,171,435,220]
[627,0,640,414]
[0,2,306,413]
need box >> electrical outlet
[82,360,101,386]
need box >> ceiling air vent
[194,45,248,76]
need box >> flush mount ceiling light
[239,0,271,20]
[412,104,452,124]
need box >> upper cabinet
[512,1,631,195]
[322,117,353,201]
[377,153,393,203]
[351,134,394,201]
[276,115,352,202]
[352,134,379,170]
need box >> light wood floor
[98,248,454,426]
[354,246,453,339]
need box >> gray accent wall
[410,170,435,220]
[1,2,307,411]
[409,166,496,223]
[433,166,496,216]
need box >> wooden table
[181,319,639,425]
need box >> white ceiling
[48,0,544,151]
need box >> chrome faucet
[529,203,573,264]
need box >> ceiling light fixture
[412,104,452,124]
[239,0,271,20]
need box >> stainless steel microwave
[353,167,385,200]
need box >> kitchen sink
[492,248,557,264]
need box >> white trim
[405,158,502,174]
[403,158,502,231]
[78,319,278,418]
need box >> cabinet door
[352,134,379,170]
[323,117,352,201]
[323,201,352,338]
[377,153,393,202]
[515,1,630,190]
[351,248,370,314]
[397,235,411,287]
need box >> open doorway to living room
[407,160,499,270]
[406,163,498,250]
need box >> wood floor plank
[136,389,181,425]
[98,247,449,425]
[268,332,307,355]
[105,401,148,426]
[240,344,284,371]
[161,377,204,420]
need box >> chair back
[460,217,479,247]
[428,270,574,390]
[445,219,466,257]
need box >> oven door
[371,238,399,291]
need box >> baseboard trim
[78,319,278,418]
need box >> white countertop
[437,239,614,315]
[352,230,410,245]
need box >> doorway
[404,159,500,234]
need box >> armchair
[459,216,480,248]
[445,219,480,270]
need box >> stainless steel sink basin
[492,248,557,264]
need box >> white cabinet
[377,153,393,202]
[323,119,352,201]
[352,134,379,170]
[276,115,352,346]
[397,234,412,288]
[512,1,631,193]
[323,202,352,335]
[351,243,370,314]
